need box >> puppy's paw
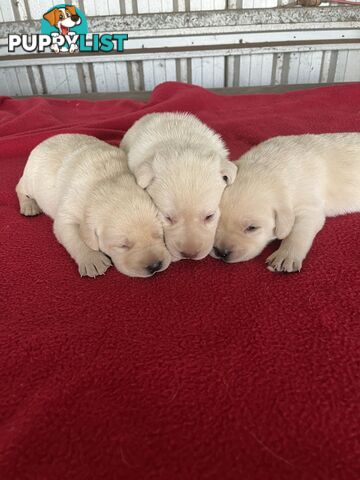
[78,251,112,278]
[51,45,60,54]
[266,248,303,273]
[20,198,42,216]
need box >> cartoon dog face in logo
[43,5,82,53]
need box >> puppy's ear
[43,9,57,26]
[134,162,154,189]
[81,222,100,251]
[274,207,295,239]
[220,159,238,185]
[66,6,77,15]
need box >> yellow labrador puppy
[213,133,360,272]
[16,134,170,278]
[121,113,237,261]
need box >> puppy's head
[212,172,294,263]
[134,149,237,261]
[43,6,81,33]
[83,177,171,278]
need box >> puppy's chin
[114,266,163,278]
[232,237,276,263]
[194,251,210,261]
[210,247,264,263]
[227,249,264,263]
[167,245,211,262]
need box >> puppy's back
[55,136,128,213]
[236,132,360,215]
[21,134,127,218]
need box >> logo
[8,4,128,54]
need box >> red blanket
[0,82,359,480]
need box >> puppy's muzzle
[213,246,232,262]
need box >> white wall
[0,0,294,19]
[0,1,359,95]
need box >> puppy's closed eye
[113,242,132,251]
[244,225,259,233]
[205,213,215,222]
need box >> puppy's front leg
[54,220,112,278]
[266,211,325,273]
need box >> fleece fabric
[0,82,359,480]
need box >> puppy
[43,6,81,53]
[213,133,360,272]
[121,113,237,261]
[16,134,170,278]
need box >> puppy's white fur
[121,113,237,261]
[213,133,360,272]
[16,134,170,278]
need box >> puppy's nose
[146,260,163,275]
[71,14,80,21]
[213,247,231,261]
[180,251,199,259]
